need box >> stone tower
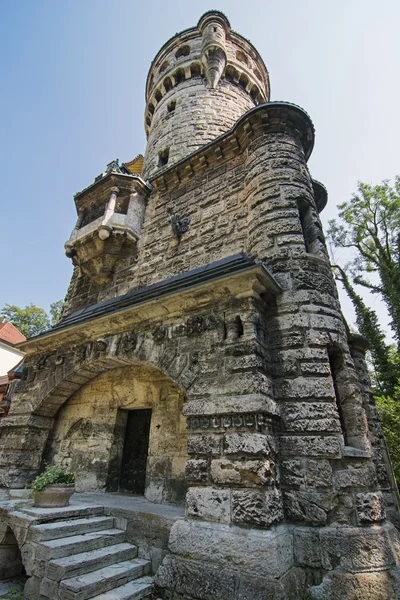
[1,11,400,600]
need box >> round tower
[142,11,270,179]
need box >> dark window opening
[298,199,314,253]
[239,73,249,90]
[175,69,185,84]
[175,45,190,59]
[164,77,173,93]
[115,195,129,215]
[168,100,176,113]
[234,315,244,338]
[236,50,249,66]
[190,63,201,78]
[328,348,348,445]
[148,103,155,115]
[159,60,169,73]
[155,89,162,103]
[158,148,169,167]
[80,203,106,228]
[250,85,260,104]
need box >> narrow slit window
[298,200,313,253]
[158,148,169,168]
[328,348,348,444]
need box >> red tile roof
[0,322,26,345]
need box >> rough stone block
[211,458,274,486]
[293,528,321,567]
[333,464,376,489]
[356,491,386,523]
[155,555,237,600]
[281,459,306,488]
[307,459,333,487]
[223,433,271,456]
[186,487,231,523]
[232,488,283,528]
[319,524,397,572]
[187,434,221,456]
[185,459,208,483]
[284,490,337,525]
[168,519,293,578]
[280,436,342,458]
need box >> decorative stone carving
[37,356,48,370]
[75,345,87,362]
[187,413,270,431]
[95,338,108,353]
[55,355,64,366]
[170,213,190,239]
[120,332,138,352]
[152,325,167,342]
[186,315,204,336]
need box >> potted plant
[31,465,75,508]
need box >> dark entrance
[119,409,152,494]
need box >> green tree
[1,300,64,339]
[328,177,400,345]
[328,176,400,485]
[49,300,64,326]
[1,303,50,338]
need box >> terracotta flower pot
[33,484,75,508]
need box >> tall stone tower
[1,11,400,600]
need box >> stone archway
[42,363,188,505]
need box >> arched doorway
[42,364,189,505]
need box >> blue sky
[1,0,400,334]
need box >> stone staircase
[24,505,153,600]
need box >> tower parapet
[142,10,270,179]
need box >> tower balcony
[65,161,151,285]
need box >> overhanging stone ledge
[17,254,282,355]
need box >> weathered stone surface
[284,491,337,525]
[319,524,398,572]
[168,520,293,578]
[223,433,271,456]
[186,487,231,523]
[307,459,333,487]
[232,489,283,527]
[211,458,274,486]
[187,434,221,456]
[293,528,321,567]
[280,436,342,458]
[311,570,399,600]
[185,459,208,483]
[356,491,386,523]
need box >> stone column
[0,415,53,489]
[127,188,146,238]
[98,186,119,240]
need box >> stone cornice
[312,179,328,213]
[74,172,151,208]
[149,102,315,191]
[17,255,282,355]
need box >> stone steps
[30,509,153,600]
[37,528,126,560]
[90,576,153,599]
[31,515,115,541]
[58,558,150,600]
[46,542,138,580]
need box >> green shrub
[31,465,75,494]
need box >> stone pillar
[98,186,119,240]
[127,188,146,238]
[0,415,53,488]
